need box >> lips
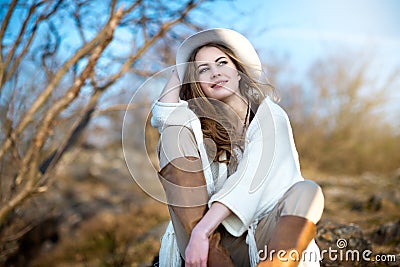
[211,80,228,88]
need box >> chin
[211,90,234,99]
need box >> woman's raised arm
[159,67,181,103]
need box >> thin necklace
[241,100,250,137]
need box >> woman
[151,28,324,267]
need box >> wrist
[192,224,211,239]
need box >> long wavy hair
[179,43,276,172]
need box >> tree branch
[0,0,18,42]
[93,101,151,117]
[0,0,18,85]
[39,92,100,175]
[0,5,124,226]
[97,0,202,92]
[0,2,119,161]
[41,20,61,80]
[1,1,48,89]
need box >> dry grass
[31,202,169,267]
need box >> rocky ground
[306,168,400,266]
[3,145,399,267]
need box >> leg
[220,229,251,267]
[158,126,234,266]
[256,180,324,267]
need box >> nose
[210,65,221,79]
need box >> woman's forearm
[192,202,231,238]
[159,68,181,103]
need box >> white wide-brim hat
[176,28,262,81]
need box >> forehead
[194,46,228,62]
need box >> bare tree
[0,0,209,262]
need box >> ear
[237,71,241,81]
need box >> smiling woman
[178,42,268,172]
[195,47,242,105]
[151,28,325,267]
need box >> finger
[185,258,193,267]
[186,259,194,267]
[187,260,197,267]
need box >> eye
[217,60,228,66]
[199,67,209,74]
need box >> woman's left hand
[185,226,209,267]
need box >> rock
[370,220,400,246]
[366,195,382,211]
[350,194,383,212]
[316,221,372,266]
[350,201,364,212]
[4,217,59,267]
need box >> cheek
[199,82,210,94]
[231,69,240,80]
[224,66,240,82]
[228,69,241,86]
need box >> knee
[295,180,324,202]
[160,125,198,153]
[303,180,324,223]
[159,126,199,168]
[288,180,325,224]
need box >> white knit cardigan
[151,97,320,267]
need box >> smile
[211,80,228,88]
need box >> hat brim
[176,28,262,81]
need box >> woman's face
[194,46,241,102]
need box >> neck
[223,93,248,123]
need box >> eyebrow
[197,56,227,69]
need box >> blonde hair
[180,43,275,171]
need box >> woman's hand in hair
[159,66,181,103]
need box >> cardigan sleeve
[208,98,302,237]
[151,99,217,195]
[151,100,197,133]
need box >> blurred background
[0,0,399,266]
